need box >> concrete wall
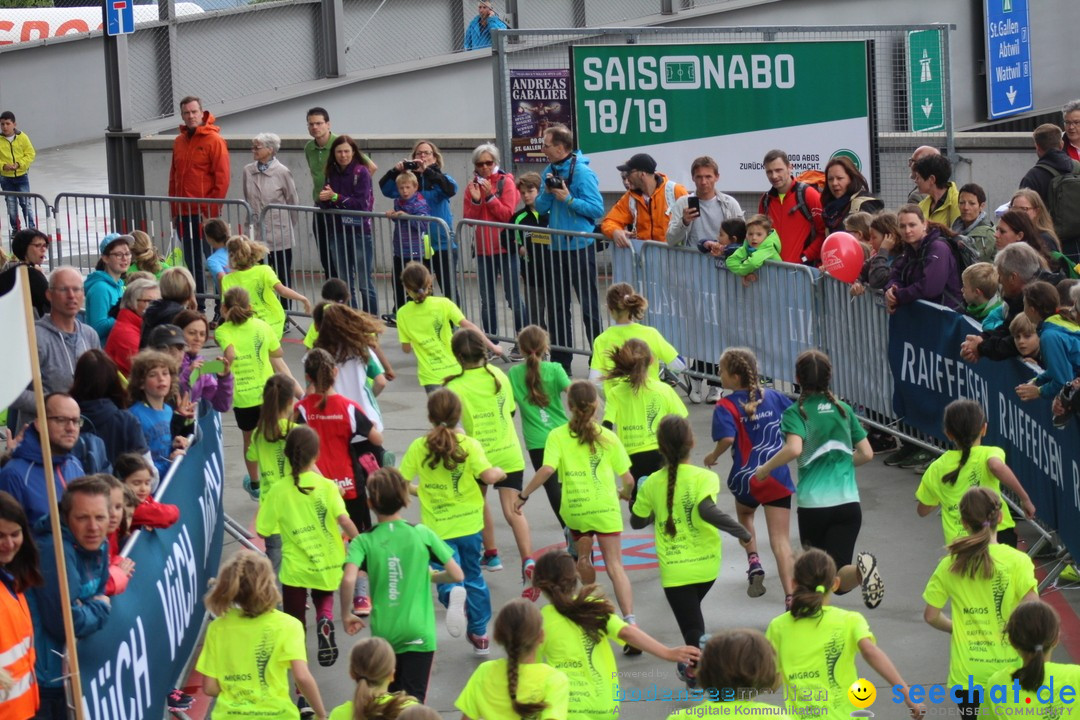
[3,0,1075,150]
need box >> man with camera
[601,153,688,246]
[534,124,605,374]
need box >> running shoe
[898,448,935,469]
[352,595,372,617]
[166,689,194,711]
[676,662,698,689]
[481,552,503,572]
[883,443,919,466]
[446,586,467,638]
[705,385,722,404]
[317,617,338,667]
[467,632,491,656]
[747,559,766,598]
[508,345,524,362]
[380,313,397,328]
[297,695,315,719]
[687,379,703,405]
[856,551,885,609]
[242,475,260,501]
[623,616,642,656]
[521,558,540,601]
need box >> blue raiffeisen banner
[888,302,1080,552]
[78,410,225,720]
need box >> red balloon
[820,231,864,284]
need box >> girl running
[396,262,501,393]
[326,637,417,720]
[314,302,388,431]
[588,283,683,386]
[298,349,384,616]
[338,468,463,704]
[980,601,1080,717]
[215,286,302,499]
[665,630,787,719]
[196,550,327,720]
[602,338,688,505]
[220,234,312,338]
[254,426,359,674]
[532,550,700,718]
[455,599,569,720]
[246,374,297,572]
[631,416,751,685]
[753,350,883,609]
[445,328,534,589]
[399,389,505,656]
[923,486,1039,716]
[507,325,569,531]
[916,398,1035,548]
[515,381,637,645]
[704,347,797,601]
[767,549,924,720]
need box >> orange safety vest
[0,584,38,719]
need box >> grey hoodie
[11,313,100,429]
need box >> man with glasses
[1063,100,1080,162]
[535,124,604,374]
[0,392,86,525]
[9,267,100,429]
[601,152,688,246]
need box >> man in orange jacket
[169,95,230,312]
[601,153,688,247]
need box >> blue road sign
[984,0,1032,120]
[106,0,135,36]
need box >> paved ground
[202,327,1080,720]
[31,143,1080,719]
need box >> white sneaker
[688,380,703,404]
[705,386,722,404]
[446,586,467,638]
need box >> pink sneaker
[467,632,490,656]
[352,595,372,617]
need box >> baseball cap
[149,324,187,349]
[99,233,132,256]
[616,153,657,174]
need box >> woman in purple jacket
[885,204,963,313]
[318,135,377,314]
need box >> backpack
[941,232,979,276]
[1037,160,1080,242]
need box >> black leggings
[390,650,434,704]
[528,448,565,528]
[628,449,663,506]
[662,580,715,646]
[797,502,862,569]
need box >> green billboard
[571,41,873,192]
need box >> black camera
[545,175,565,190]
[403,160,421,172]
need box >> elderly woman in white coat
[243,132,300,286]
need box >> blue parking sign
[984,0,1032,119]
[106,0,135,36]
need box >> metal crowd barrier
[255,204,453,320]
[454,218,614,356]
[51,193,253,286]
[0,189,54,264]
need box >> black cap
[149,324,187,348]
[616,153,657,174]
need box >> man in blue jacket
[0,392,85,525]
[463,2,507,51]
[27,475,111,720]
[535,124,605,374]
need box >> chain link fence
[493,25,954,209]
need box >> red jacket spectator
[464,169,520,256]
[131,496,179,529]
[758,181,827,264]
[104,307,142,376]
[168,110,230,218]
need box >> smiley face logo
[848,678,876,709]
